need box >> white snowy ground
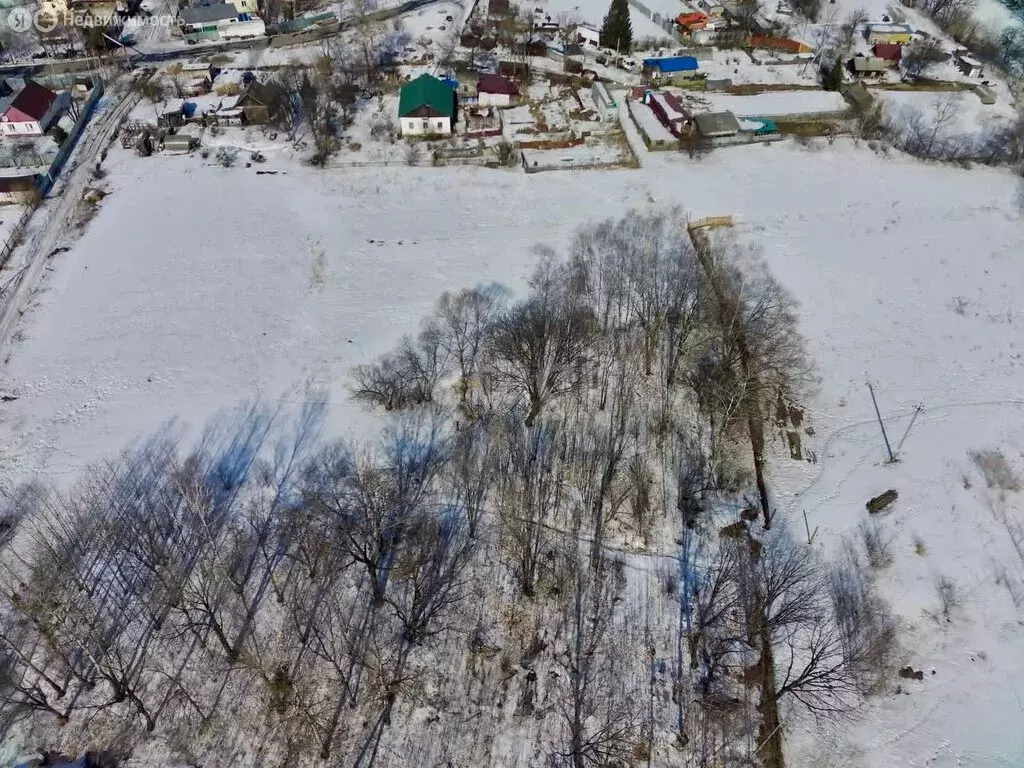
[1,134,1024,765]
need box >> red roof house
[1,82,67,137]
[872,43,903,62]
[477,74,519,106]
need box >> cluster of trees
[855,92,1024,164]
[0,211,894,767]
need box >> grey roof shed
[694,111,740,137]
[179,2,238,25]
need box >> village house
[577,25,600,48]
[179,2,264,43]
[642,56,700,84]
[676,11,708,33]
[591,81,618,121]
[864,23,913,46]
[0,81,69,138]
[477,74,519,107]
[398,73,456,136]
[954,50,984,77]
[230,81,283,124]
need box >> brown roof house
[872,43,902,63]
[477,74,519,107]
[1,81,70,138]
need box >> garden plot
[694,89,850,117]
[521,135,633,170]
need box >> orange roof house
[676,12,708,30]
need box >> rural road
[0,0,446,76]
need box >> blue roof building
[642,56,700,81]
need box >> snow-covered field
[1,136,1024,766]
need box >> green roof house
[398,73,456,136]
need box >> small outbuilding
[0,174,39,205]
[974,84,996,104]
[850,56,889,78]
[398,73,457,135]
[954,50,984,78]
[693,111,740,138]
[592,81,618,121]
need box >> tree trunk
[748,412,771,529]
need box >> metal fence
[37,77,105,198]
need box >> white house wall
[3,120,43,136]
[401,116,452,136]
[478,92,511,107]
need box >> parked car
[595,55,607,65]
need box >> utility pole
[866,379,895,463]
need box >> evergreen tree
[600,0,632,53]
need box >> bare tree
[900,37,947,80]
[435,283,509,403]
[486,256,595,426]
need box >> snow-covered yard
[1,138,1024,767]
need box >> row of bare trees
[0,403,481,765]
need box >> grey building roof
[179,2,238,25]
[852,56,888,72]
[694,111,739,137]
